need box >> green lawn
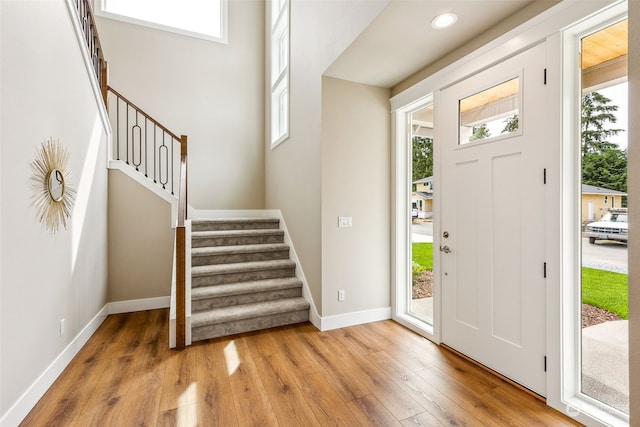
[412,244,627,318]
[412,243,433,270]
[582,267,628,319]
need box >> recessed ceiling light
[431,12,458,29]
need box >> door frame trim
[391,94,440,343]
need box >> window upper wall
[96,0,228,44]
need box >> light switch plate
[338,217,352,228]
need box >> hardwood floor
[21,309,580,426]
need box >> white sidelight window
[270,0,289,148]
[97,0,227,43]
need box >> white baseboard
[319,306,391,331]
[107,296,170,314]
[0,305,109,427]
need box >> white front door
[439,43,549,396]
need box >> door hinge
[544,68,547,85]
[543,262,547,278]
[544,356,547,372]
[543,168,547,184]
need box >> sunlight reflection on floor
[224,340,240,376]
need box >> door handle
[440,245,452,253]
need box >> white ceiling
[324,0,550,89]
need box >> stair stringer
[184,209,321,332]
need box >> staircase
[190,217,310,341]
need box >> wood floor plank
[326,329,427,420]
[416,366,531,426]
[346,394,404,427]
[272,324,321,376]
[401,411,447,427]
[157,348,198,412]
[364,350,499,426]
[226,335,279,427]
[20,312,581,427]
[295,372,363,426]
[356,321,438,372]
[291,324,370,402]
[193,338,238,427]
[20,313,141,427]
[242,327,281,358]
[252,352,322,426]
[112,310,172,427]
[71,354,137,427]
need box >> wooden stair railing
[72,0,188,349]
[106,86,184,196]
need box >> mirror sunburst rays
[29,138,76,233]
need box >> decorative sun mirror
[29,138,76,233]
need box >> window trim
[95,0,228,44]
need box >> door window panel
[459,77,520,145]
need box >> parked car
[585,208,628,244]
[412,203,418,219]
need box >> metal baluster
[132,112,142,171]
[159,132,169,189]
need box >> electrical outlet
[338,290,345,301]
[60,319,65,337]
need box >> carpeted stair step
[192,259,296,287]
[192,243,290,266]
[192,229,285,248]
[191,298,310,341]
[191,277,303,311]
[192,217,280,232]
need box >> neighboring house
[1,1,638,426]
[582,184,627,224]
[412,176,433,218]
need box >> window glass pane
[580,18,629,414]
[271,0,286,27]
[102,0,223,39]
[279,32,289,73]
[271,78,288,142]
[459,77,520,145]
[270,0,289,146]
[410,103,435,327]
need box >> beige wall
[265,0,389,315]
[95,0,265,210]
[321,77,391,316]
[628,0,638,422]
[107,171,174,301]
[0,0,109,417]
